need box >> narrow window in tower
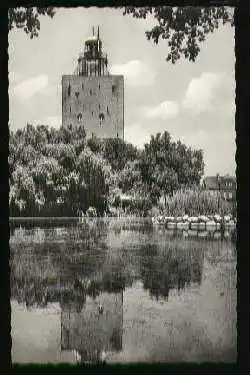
[75,91,80,98]
[107,106,109,115]
[90,89,92,96]
[99,113,105,126]
[112,85,116,94]
[77,113,82,122]
[82,83,84,90]
[68,83,71,96]
[98,83,100,90]
[70,106,71,113]
[98,104,101,110]
[117,132,119,138]
[64,328,70,345]
[92,111,94,116]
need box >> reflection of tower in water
[60,291,123,362]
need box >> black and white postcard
[9,6,236,364]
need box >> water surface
[10,218,237,363]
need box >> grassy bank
[160,189,235,217]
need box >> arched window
[99,113,105,127]
[77,113,82,122]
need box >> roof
[220,175,236,183]
[85,36,98,43]
[203,176,219,190]
[204,175,236,190]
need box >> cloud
[142,101,179,120]
[13,75,49,100]
[124,123,151,148]
[182,72,226,113]
[34,116,62,128]
[110,60,156,87]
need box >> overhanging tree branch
[123,6,234,63]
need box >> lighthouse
[62,27,124,140]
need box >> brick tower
[62,27,124,140]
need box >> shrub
[163,189,232,217]
[148,206,161,217]
[86,206,97,217]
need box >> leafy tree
[123,6,234,63]
[30,156,64,214]
[8,7,55,38]
[153,166,178,204]
[102,138,138,171]
[9,123,204,217]
[118,160,142,193]
[11,165,37,215]
[43,143,77,171]
[139,131,204,203]
[87,136,104,154]
[77,150,112,214]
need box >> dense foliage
[161,188,232,217]
[10,222,205,307]
[9,124,204,217]
[9,7,55,38]
[123,6,234,63]
[9,7,233,63]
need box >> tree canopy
[8,6,234,62]
[8,7,55,38]
[9,124,204,217]
[123,6,234,63]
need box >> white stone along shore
[152,214,236,231]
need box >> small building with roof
[203,174,236,201]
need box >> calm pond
[10,218,237,363]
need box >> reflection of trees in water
[60,289,86,313]
[11,277,49,309]
[139,243,204,300]
[11,223,204,309]
[10,224,109,307]
[11,248,127,309]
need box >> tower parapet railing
[74,26,109,77]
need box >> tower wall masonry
[62,75,124,140]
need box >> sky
[8,7,236,176]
